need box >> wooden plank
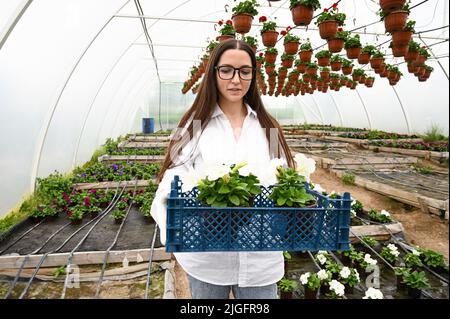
[288,142,348,149]
[131,136,170,142]
[0,248,172,269]
[73,179,156,190]
[98,154,165,163]
[350,222,404,242]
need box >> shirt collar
[212,103,257,119]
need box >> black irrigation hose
[94,179,140,298]
[0,219,46,255]
[144,224,159,299]
[60,181,132,299]
[17,184,123,299]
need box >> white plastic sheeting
[0,0,448,216]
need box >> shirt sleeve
[150,135,198,246]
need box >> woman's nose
[231,70,241,83]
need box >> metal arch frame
[354,87,373,130]
[289,94,309,124]
[111,73,157,137]
[96,65,153,145]
[327,91,345,127]
[391,86,412,134]
[294,96,323,124]
[0,0,33,51]
[309,95,326,124]
[30,0,131,190]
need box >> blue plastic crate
[166,175,351,252]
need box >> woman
[151,39,294,299]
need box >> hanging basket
[346,47,361,59]
[297,63,307,73]
[299,50,313,62]
[342,66,353,75]
[327,38,345,53]
[407,63,417,73]
[261,30,279,47]
[384,10,409,33]
[405,50,419,62]
[216,35,235,43]
[282,59,294,68]
[370,57,384,69]
[291,4,314,26]
[380,0,407,14]
[320,71,330,82]
[391,44,408,57]
[392,30,412,46]
[306,67,318,76]
[284,41,300,55]
[232,14,253,34]
[317,57,330,67]
[414,54,427,66]
[319,20,339,39]
[357,53,371,65]
[265,52,277,64]
[330,61,343,71]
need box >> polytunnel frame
[1,0,448,192]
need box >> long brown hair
[156,39,294,183]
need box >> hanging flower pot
[262,30,279,47]
[290,3,316,26]
[283,31,300,55]
[342,65,353,75]
[265,63,276,74]
[216,35,235,42]
[380,67,389,77]
[330,57,343,71]
[346,47,361,59]
[265,48,278,64]
[407,62,416,73]
[281,56,294,68]
[232,14,254,34]
[296,62,307,73]
[365,77,375,87]
[328,38,345,53]
[392,30,412,46]
[384,10,409,33]
[405,49,419,62]
[370,56,384,69]
[319,20,339,39]
[317,57,330,67]
[391,43,408,57]
[306,64,318,76]
[357,53,371,65]
[299,50,313,62]
[358,75,366,84]
[320,70,330,82]
[380,0,407,14]
[302,73,311,83]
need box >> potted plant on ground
[278,278,298,299]
[403,270,430,299]
[283,30,300,55]
[417,248,449,272]
[362,287,384,299]
[216,20,236,42]
[368,208,392,223]
[316,5,346,39]
[111,209,126,224]
[281,53,295,68]
[328,28,349,53]
[300,272,321,299]
[67,205,84,225]
[338,267,360,294]
[299,41,313,62]
[325,279,346,299]
[259,17,278,47]
[231,0,260,34]
[344,34,362,59]
[380,243,401,265]
[394,267,411,290]
[404,251,424,271]
[290,0,321,26]
[330,55,343,71]
[315,50,332,67]
[341,59,354,75]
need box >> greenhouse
[0,0,448,302]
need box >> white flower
[387,244,400,257]
[380,209,391,217]
[253,158,287,187]
[340,267,351,279]
[411,249,421,256]
[351,209,357,218]
[329,280,345,297]
[351,200,356,206]
[363,287,384,299]
[181,167,204,192]
[203,162,231,181]
[317,254,327,265]
[317,269,329,281]
[300,272,311,285]
[318,250,328,255]
[364,254,377,266]
[294,153,316,181]
[329,190,336,196]
[313,184,326,194]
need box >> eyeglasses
[215,65,255,81]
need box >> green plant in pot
[394,266,411,290]
[299,272,321,299]
[231,0,260,34]
[403,270,430,298]
[278,278,298,299]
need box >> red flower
[280,30,287,36]
[338,27,343,32]
[286,26,292,31]
[218,20,223,26]
[259,16,267,23]
[332,3,338,9]
[83,197,91,207]
[324,8,329,12]
[226,20,233,25]
[67,211,73,217]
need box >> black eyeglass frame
[214,65,256,81]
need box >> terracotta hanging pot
[232,14,253,34]
[365,78,374,87]
[391,44,408,57]
[327,38,345,53]
[265,52,277,64]
[357,52,371,64]
[380,0,407,14]
[346,81,352,88]
[330,61,343,71]
[352,74,362,82]
[342,66,353,75]
[370,57,384,69]
[320,71,330,81]
[407,63,417,73]
[380,68,389,77]
[282,59,294,68]
[306,67,318,76]
[392,30,412,46]
[358,76,366,84]
[405,50,419,62]
[265,65,275,74]
[284,41,299,55]
[297,63,307,73]
[317,57,330,67]
[299,50,313,62]
[291,4,314,26]
[415,54,427,66]
[303,74,311,83]
[319,20,339,39]
[261,31,279,47]
[384,10,409,33]
[346,47,361,59]
[217,35,235,43]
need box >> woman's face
[215,49,253,104]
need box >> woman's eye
[221,67,233,74]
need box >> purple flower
[110,164,119,171]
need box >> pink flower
[83,197,91,206]
[67,211,73,217]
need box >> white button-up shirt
[150,103,284,287]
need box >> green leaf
[206,196,216,205]
[218,184,231,194]
[277,197,287,206]
[229,195,240,206]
